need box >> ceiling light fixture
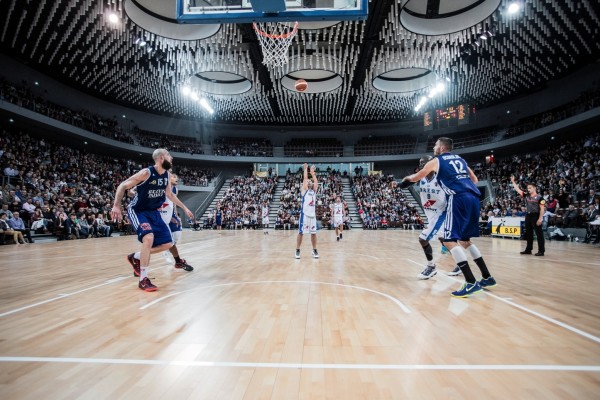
[508,2,521,14]
[108,13,119,23]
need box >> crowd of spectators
[426,126,498,151]
[213,137,273,157]
[352,174,422,230]
[284,138,343,157]
[0,76,206,154]
[0,128,214,244]
[135,128,203,155]
[203,176,276,229]
[354,135,417,156]
[479,132,600,237]
[505,86,600,138]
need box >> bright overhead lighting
[108,13,119,23]
[200,98,214,114]
[508,2,520,14]
[190,93,199,101]
[181,86,191,96]
[139,40,146,47]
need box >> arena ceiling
[0,0,598,125]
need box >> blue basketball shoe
[479,276,497,289]
[451,281,483,298]
[441,246,449,254]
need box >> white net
[253,22,299,67]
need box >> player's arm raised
[468,167,478,183]
[402,158,439,187]
[111,169,150,221]
[310,165,318,190]
[301,163,309,192]
[510,175,524,196]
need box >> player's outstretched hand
[184,207,194,219]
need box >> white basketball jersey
[333,202,344,219]
[301,189,316,217]
[419,175,446,215]
[262,206,269,218]
[159,186,176,225]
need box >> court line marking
[406,258,600,344]
[0,356,598,371]
[140,280,411,314]
[0,277,130,318]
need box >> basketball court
[1,230,599,399]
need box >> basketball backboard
[177,0,368,24]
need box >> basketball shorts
[169,215,182,232]
[442,193,480,241]
[215,217,222,226]
[262,217,269,226]
[333,217,344,228]
[419,210,446,241]
[298,213,317,234]
[128,208,173,247]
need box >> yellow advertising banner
[490,217,523,237]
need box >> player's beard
[162,160,172,170]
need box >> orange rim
[252,21,299,40]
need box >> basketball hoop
[253,21,299,67]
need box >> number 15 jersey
[436,153,480,197]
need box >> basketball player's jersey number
[449,160,466,174]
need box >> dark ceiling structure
[0,0,598,125]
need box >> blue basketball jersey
[436,153,480,197]
[129,166,169,211]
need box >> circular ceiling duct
[124,0,220,41]
[191,72,252,95]
[400,0,501,36]
[373,68,436,93]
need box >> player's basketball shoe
[419,266,437,280]
[175,259,194,272]
[127,253,140,277]
[441,246,449,254]
[451,281,482,298]
[339,233,343,240]
[295,249,300,259]
[479,276,497,289]
[337,236,340,241]
[312,249,319,259]
[447,266,462,276]
[138,277,157,292]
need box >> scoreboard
[424,104,475,130]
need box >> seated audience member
[8,212,33,243]
[562,204,579,228]
[1,213,25,244]
[583,204,600,244]
[65,213,81,239]
[95,212,113,237]
[78,214,92,238]
[30,209,48,233]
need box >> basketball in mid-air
[295,79,308,92]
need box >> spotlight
[122,115,126,118]
[190,92,199,101]
[9,118,14,123]
[480,33,488,40]
[445,77,451,82]
[34,81,39,85]
[108,13,119,23]
[508,2,520,14]
[139,40,147,47]
[181,86,191,96]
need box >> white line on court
[0,276,129,318]
[140,280,411,313]
[406,258,600,344]
[0,356,598,372]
